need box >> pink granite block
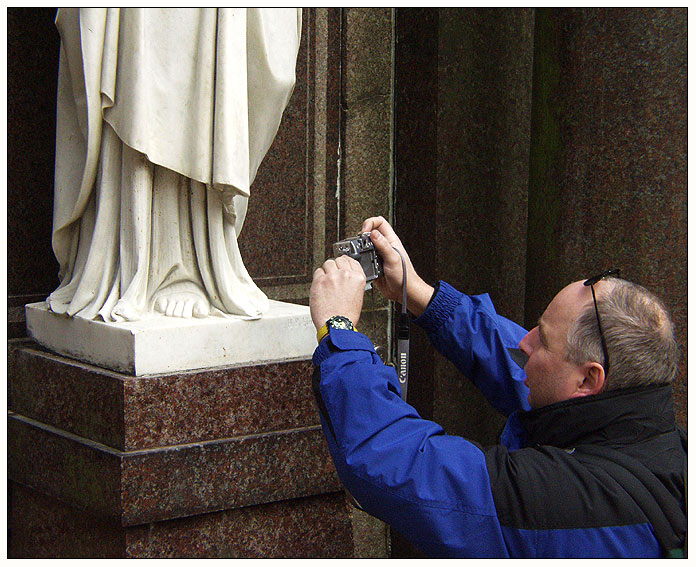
[9,340,320,451]
[10,482,354,558]
[9,413,340,526]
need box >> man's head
[519,277,678,409]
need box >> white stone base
[25,301,318,376]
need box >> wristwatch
[317,315,357,343]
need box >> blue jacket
[312,281,686,558]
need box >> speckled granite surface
[8,340,340,526]
[9,339,320,451]
[10,482,354,558]
[7,8,390,558]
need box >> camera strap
[392,248,410,401]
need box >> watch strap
[316,323,330,343]
[316,317,358,343]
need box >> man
[309,216,686,558]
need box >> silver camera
[333,233,384,282]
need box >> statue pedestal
[25,300,317,375]
[8,337,382,558]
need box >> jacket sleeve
[312,328,509,558]
[414,281,531,416]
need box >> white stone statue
[47,8,302,322]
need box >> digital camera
[333,233,384,282]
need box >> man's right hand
[361,216,435,317]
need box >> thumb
[370,229,391,255]
[370,229,403,265]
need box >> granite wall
[7,8,60,338]
[526,8,687,425]
[7,7,391,558]
[393,8,536,557]
[394,9,686,555]
[7,6,688,559]
[395,7,536,449]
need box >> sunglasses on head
[508,269,622,373]
[583,269,621,376]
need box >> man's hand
[310,255,367,331]
[361,216,435,317]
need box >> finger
[313,267,325,280]
[346,256,367,277]
[335,254,362,272]
[362,216,385,233]
[347,256,364,272]
[364,216,399,241]
[322,258,338,272]
[334,254,351,269]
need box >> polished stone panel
[8,338,342,543]
[526,8,687,424]
[7,8,60,309]
[10,483,354,558]
[9,412,339,526]
[7,338,364,557]
[9,339,321,451]
[342,8,393,234]
[393,9,439,426]
[395,8,535,441]
[240,10,312,284]
[391,9,686,558]
[241,8,343,304]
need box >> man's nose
[507,347,529,370]
[518,327,537,355]
[508,328,534,369]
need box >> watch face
[328,315,353,331]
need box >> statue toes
[193,300,210,318]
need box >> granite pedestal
[8,310,370,557]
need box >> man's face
[518,281,596,409]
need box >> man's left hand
[310,255,366,331]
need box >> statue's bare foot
[153,281,210,319]
[111,298,141,322]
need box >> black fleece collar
[518,384,677,449]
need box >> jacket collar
[518,384,677,449]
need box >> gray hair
[565,278,678,391]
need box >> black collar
[518,384,677,449]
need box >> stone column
[395,7,535,445]
[393,8,535,557]
[526,8,688,424]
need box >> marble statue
[47,8,302,322]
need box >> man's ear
[576,362,606,397]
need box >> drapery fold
[48,8,301,321]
